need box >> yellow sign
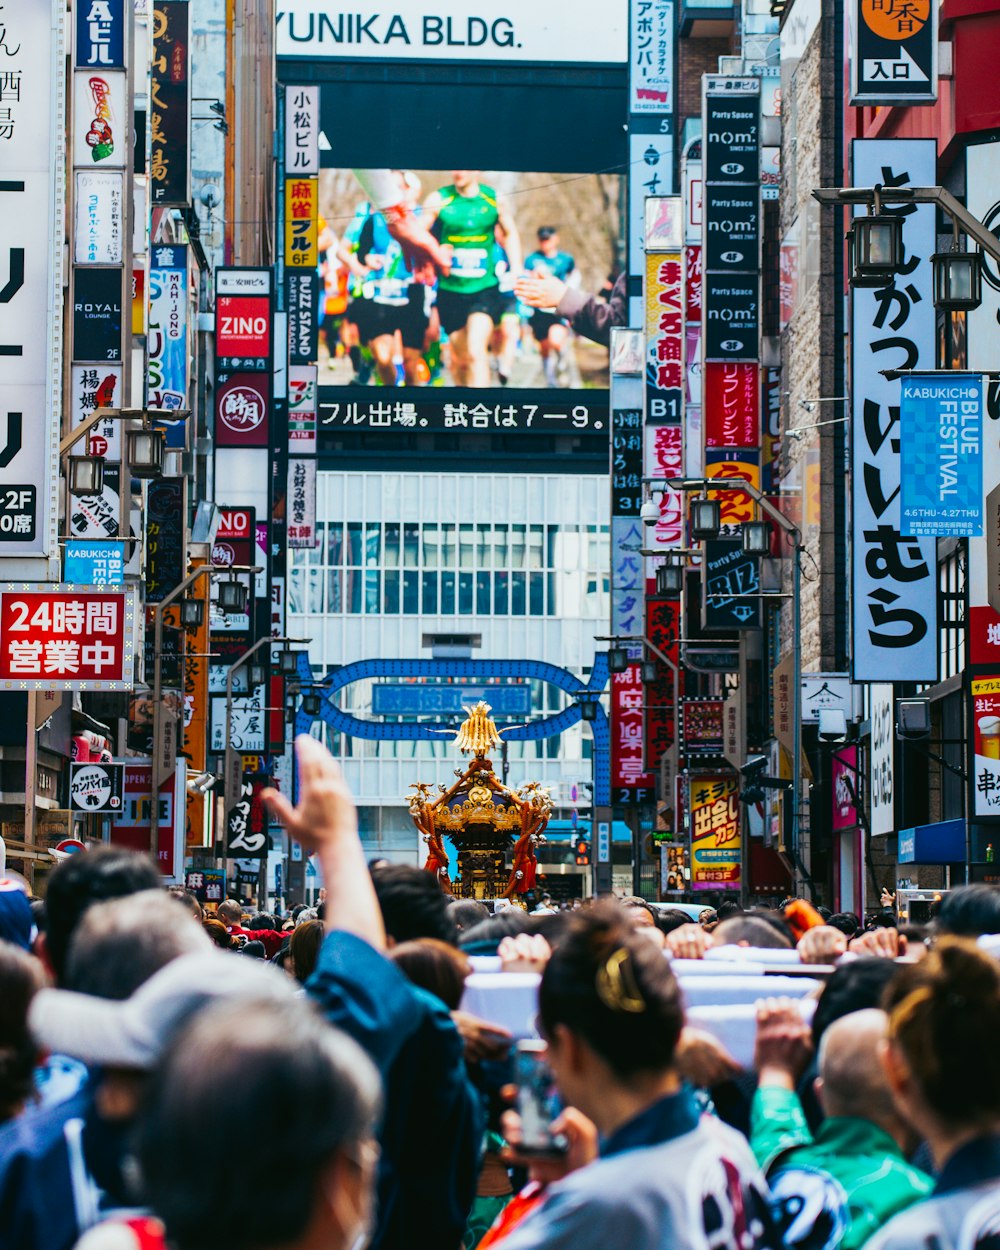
[706,458,761,525]
[689,774,741,890]
[285,178,318,269]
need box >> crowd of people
[319,169,615,389]
[0,733,999,1250]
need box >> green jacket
[750,1085,933,1250]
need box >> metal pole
[24,692,37,894]
[792,539,803,890]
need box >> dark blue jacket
[307,930,482,1250]
[0,1079,97,1250]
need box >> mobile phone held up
[514,1040,569,1158]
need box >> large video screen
[317,168,622,392]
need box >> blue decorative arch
[293,653,610,805]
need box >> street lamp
[850,199,902,285]
[579,699,598,722]
[932,246,981,312]
[640,660,658,684]
[608,646,630,675]
[217,577,248,615]
[179,596,204,629]
[302,690,322,718]
[690,497,721,540]
[124,427,165,479]
[247,661,267,690]
[276,647,301,676]
[656,562,685,596]
[742,520,772,555]
[68,454,105,496]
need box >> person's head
[290,919,324,984]
[457,908,532,953]
[203,919,233,949]
[447,899,490,933]
[716,900,745,922]
[933,884,1000,938]
[66,890,209,1000]
[536,226,559,255]
[389,938,471,1011]
[241,940,266,959]
[295,907,319,927]
[866,912,897,930]
[137,997,380,1250]
[881,938,1000,1157]
[811,956,899,1049]
[827,912,861,938]
[0,941,45,1124]
[42,847,162,985]
[713,914,793,950]
[655,909,696,937]
[537,902,684,1131]
[620,897,656,928]
[370,865,456,947]
[698,908,718,929]
[217,900,243,927]
[450,170,480,192]
[248,913,277,932]
[167,888,203,923]
[816,1009,910,1145]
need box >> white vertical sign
[850,140,937,682]
[869,683,895,836]
[284,85,319,175]
[0,0,66,562]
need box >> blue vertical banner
[900,372,985,538]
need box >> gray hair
[67,889,209,1001]
[137,996,381,1250]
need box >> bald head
[817,1008,895,1125]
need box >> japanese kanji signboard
[645,250,683,423]
[0,585,136,690]
[150,1,191,205]
[0,0,66,560]
[689,773,741,890]
[850,141,937,682]
[972,676,1000,819]
[284,177,318,269]
[851,0,937,105]
[285,85,319,174]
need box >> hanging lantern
[125,427,165,479]
[932,249,982,312]
[68,455,105,496]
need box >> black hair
[715,913,793,949]
[811,956,899,1048]
[247,913,277,932]
[44,847,162,985]
[716,900,745,922]
[448,899,491,932]
[370,864,457,945]
[137,997,381,1250]
[934,884,1000,938]
[827,912,861,937]
[458,909,532,952]
[538,902,684,1080]
[241,940,266,959]
[655,909,696,936]
[0,943,43,1124]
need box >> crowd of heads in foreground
[0,739,998,1250]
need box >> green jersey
[751,1085,934,1250]
[435,184,501,295]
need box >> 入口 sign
[851,0,937,105]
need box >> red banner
[215,373,270,447]
[704,362,760,448]
[0,587,134,689]
[215,295,271,359]
[611,664,654,800]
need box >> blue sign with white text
[63,539,125,585]
[371,683,531,718]
[901,373,984,538]
[75,0,126,68]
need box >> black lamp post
[742,520,771,555]
[179,597,204,629]
[656,562,685,595]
